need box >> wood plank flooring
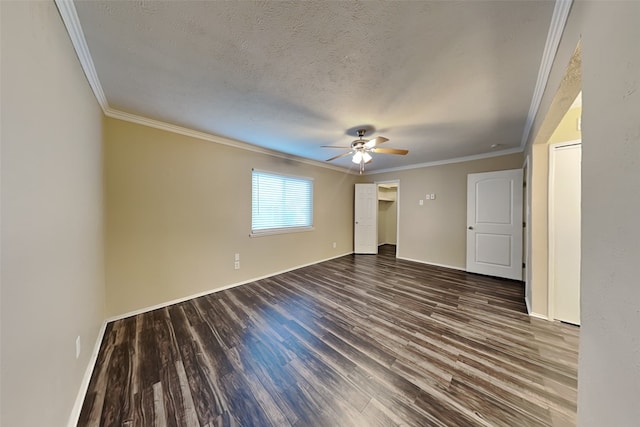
[78,245,579,426]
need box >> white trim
[106,109,352,174]
[396,256,465,272]
[523,154,532,314]
[66,320,108,427]
[529,311,549,321]
[365,147,522,175]
[106,251,353,322]
[395,184,401,254]
[106,108,355,175]
[525,295,532,315]
[547,139,581,323]
[520,0,574,149]
[54,0,108,110]
[251,167,315,182]
[250,226,314,238]
[55,0,572,177]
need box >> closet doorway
[376,181,400,257]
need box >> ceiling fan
[323,129,409,174]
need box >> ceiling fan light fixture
[352,151,363,164]
[362,152,372,163]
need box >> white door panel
[476,180,513,224]
[354,184,378,254]
[549,142,581,325]
[475,234,512,266]
[467,169,523,280]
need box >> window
[251,169,313,236]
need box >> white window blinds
[251,170,313,235]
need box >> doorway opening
[376,180,400,257]
[547,93,582,325]
[526,41,581,320]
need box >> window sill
[250,226,314,238]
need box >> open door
[466,169,523,280]
[549,142,581,325]
[354,183,378,254]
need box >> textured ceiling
[73,0,555,173]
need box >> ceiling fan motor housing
[351,140,366,150]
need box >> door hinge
[522,262,526,268]
[523,222,526,228]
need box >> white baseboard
[529,311,549,320]
[396,256,465,272]
[107,251,354,322]
[67,319,108,427]
[524,298,550,320]
[69,251,353,424]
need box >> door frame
[523,155,532,313]
[547,139,581,322]
[375,179,400,257]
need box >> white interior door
[467,169,523,280]
[549,142,581,325]
[354,183,378,254]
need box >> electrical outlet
[431,193,436,200]
[234,261,240,270]
[75,336,81,359]
[234,253,240,261]
[419,200,424,205]
[332,242,336,248]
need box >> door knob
[468,226,474,230]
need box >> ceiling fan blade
[326,151,353,162]
[372,147,409,155]
[364,136,389,148]
[321,145,351,148]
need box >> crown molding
[54,0,354,175]
[55,0,108,110]
[364,147,523,175]
[104,108,355,175]
[56,0,558,177]
[520,0,574,149]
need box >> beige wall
[548,106,582,145]
[524,1,640,423]
[578,1,640,424]
[529,143,550,316]
[1,2,106,427]
[105,117,356,316]
[365,153,523,269]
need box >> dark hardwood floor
[78,245,578,426]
